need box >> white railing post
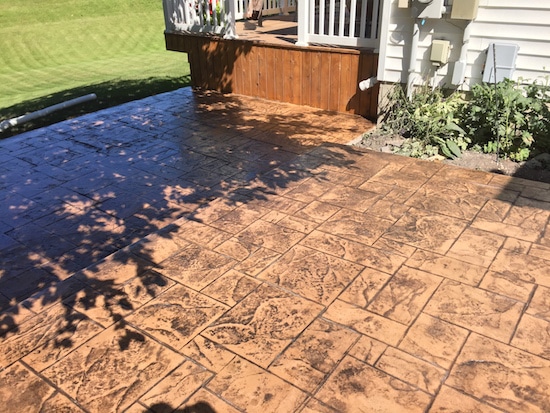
[235,0,246,19]
[349,0,357,37]
[224,0,238,38]
[359,0,368,39]
[296,0,309,46]
[370,0,379,39]
[163,0,174,31]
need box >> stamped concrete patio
[1,87,550,412]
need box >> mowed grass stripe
[1,52,185,105]
[0,14,180,86]
[0,0,190,137]
[0,0,163,27]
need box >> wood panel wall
[166,33,379,120]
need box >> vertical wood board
[165,33,379,119]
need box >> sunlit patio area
[1,87,550,412]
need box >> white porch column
[163,0,173,32]
[224,0,238,38]
[295,0,309,46]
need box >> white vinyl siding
[378,0,550,89]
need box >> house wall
[377,0,550,90]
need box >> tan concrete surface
[1,87,549,412]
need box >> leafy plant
[460,78,550,161]
[377,84,466,159]
[374,78,550,162]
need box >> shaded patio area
[1,87,550,412]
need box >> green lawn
[0,0,190,137]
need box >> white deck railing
[233,0,297,20]
[297,0,380,48]
[163,0,379,48]
[163,0,237,38]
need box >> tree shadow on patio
[0,87,373,373]
[492,161,550,212]
[148,401,218,413]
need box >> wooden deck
[235,13,298,45]
[165,15,379,120]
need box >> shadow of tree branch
[148,401,218,413]
[0,87,367,367]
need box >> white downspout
[451,20,473,85]
[406,18,420,99]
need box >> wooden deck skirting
[165,32,379,120]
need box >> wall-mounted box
[398,0,409,9]
[431,39,450,65]
[482,43,520,83]
[451,0,480,20]
[411,0,445,19]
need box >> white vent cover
[483,43,519,83]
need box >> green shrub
[378,84,467,159]
[461,79,550,161]
[374,78,550,161]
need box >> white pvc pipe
[406,19,420,99]
[0,93,97,133]
[359,76,378,91]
